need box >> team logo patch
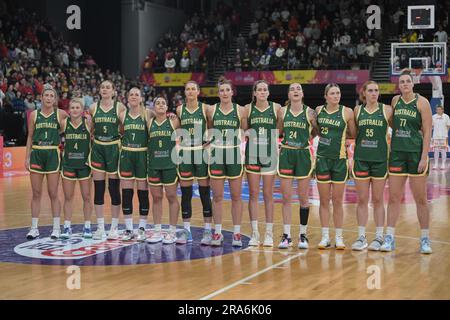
[0,226,249,266]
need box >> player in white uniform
[432,105,450,170]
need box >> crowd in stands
[142,2,241,74]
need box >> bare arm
[276,105,285,131]
[240,104,250,131]
[24,111,36,171]
[418,96,432,172]
[344,107,356,139]
[308,107,319,138]
[389,95,401,128]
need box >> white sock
[215,224,222,234]
[64,220,71,228]
[234,225,241,234]
[335,228,343,238]
[31,218,39,229]
[139,218,147,229]
[53,217,60,230]
[97,218,105,230]
[111,218,119,229]
[299,224,307,235]
[434,149,439,167]
[251,220,258,232]
[322,227,329,239]
[84,221,91,229]
[358,226,366,238]
[421,229,430,238]
[205,223,212,231]
[184,222,191,232]
[442,151,447,166]
[266,223,273,234]
[154,224,162,232]
[376,227,384,238]
[283,224,291,237]
[125,218,133,231]
[386,227,395,236]
[170,225,176,233]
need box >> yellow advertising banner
[201,87,218,97]
[152,73,194,87]
[378,83,397,94]
[271,70,317,84]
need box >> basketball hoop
[412,68,423,84]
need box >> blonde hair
[359,81,378,103]
[69,97,85,109]
[185,81,200,91]
[128,87,146,121]
[42,84,59,109]
[286,83,304,105]
[324,83,340,96]
[100,80,116,99]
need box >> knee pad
[122,189,134,215]
[300,207,310,226]
[181,186,193,219]
[108,179,121,206]
[199,186,212,218]
[137,190,149,216]
[94,180,106,205]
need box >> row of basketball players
[24,70,432,254]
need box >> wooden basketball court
[0,166,449,300]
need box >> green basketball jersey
[93,101,120,142]
[211,103,241,147]
[148,118,176,169]
[33,110,61,147]
[179,102,207,147]
[122,110,148,149]
[354,103,388,162]
[246,101,277,157]
[317,104,347,159]
[281,105,312,148]
[391,94,423,152]
[63,118,91,168]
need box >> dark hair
[252,80,269,103]
[185,80,200,91]
[399,69,414,82]
[217,76,233,89]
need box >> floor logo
[0,225,249,266]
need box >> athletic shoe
[211,233,224,246]
[335,236,346,250]
[232,233,242,247]
[50,228,60,240]
[368,236,384,251]
[278,233,292,249]
[93,229,106,240]
[432,165,437,170]
[176,229,192,244]
[420,237,432,254]
[263,231,274,247]
[201,229,213,245]
[136,227,146,242]
[380,234,395,252]
[83,227,93,239]
[107,227,119,240]
[248,231,260,246]
[60,227,72,240]
[318,237,331,250]
[162,232,177,245]
[441,164,446,170]
[122,230,134,241]
[147,231,163,244]
[298,234,309,249]
[351,235,368,251]
[26,228,39,240]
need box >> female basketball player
[25,84,68,240]
[207,77,244,247]
[60,98,93,239]
[176,81,213,245]
[351,81,393,251]
[89,80,126,240]
[381,70,433,254]
[316,83,356,249]
[277,83,318,249]
[147,96,180,244]
[118,88,150,242]
[243,80,283,247]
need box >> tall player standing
[176,81,213,245]
[89,80,126,240]
[315,84,356,249]
[243,80,283,247]
[277,83,318,249]
[351,81,392,251]
[207,77,245,247]
[381,70,433,254]
[25,85,68,240]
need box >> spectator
[435,25,448,43]
[180,55,190,72]
[308,39,319,57]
